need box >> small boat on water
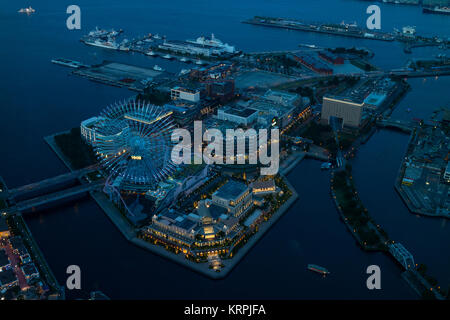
[18,6,35,14]
[179,69,191,76]
[308,264,330,275]
[321,162,332,170]
[162,54,173,60]
[146,50,157,56]
[153,65,164,71]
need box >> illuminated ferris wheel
[93,100,176,190]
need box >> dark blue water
[1,0,449,299]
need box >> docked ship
[423,6,450,15]
[307,264,330,275]
[83,39,119,50]
[18,6,35,14]
[187,33,236,53]
[87,27,121,38]
[119,39,130,52]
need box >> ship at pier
[186,33,236,53]
[423,6,450,15]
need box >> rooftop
[0,269,16,286]
[213,180,248,200]
[0,249,10,267]
[0,217,9,232]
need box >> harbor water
[0,0,449,299]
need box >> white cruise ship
[84,39,119,50]
[187,33,236,53]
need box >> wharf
[243,17,395,42]
[71,61,173,92]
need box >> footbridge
[8,165,99,199]
[7,181,104,214]
[389,242,415,270]
[376,119,415,133]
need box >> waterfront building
[171,86,200,103]
[0,249,11,270]
[321,94,367,128]
[0,269,17,291]
[248,99,296,129]
[217,106,259,126]
[318,51,344,65]
[0,217,10,239]
[292,53,333,75]
[251,179,276,195]
[243,209,264,229]
[212,180,252,218]
[262,89,301,107]
[164,102,200,126]
[80,116,104,145]
[10,236,30,263]
[151,210,198,241]
[444,162,450,183]
[21,263,39,281]
[205,80,235,102]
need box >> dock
[71,61,173,92]
[243,16,395,42]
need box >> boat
[153,34,162,40]
[320,162,332,170]
[308,264,330,275]
[195,59,204,65]
[162,54,173,60]
[87,27,119,38]
[153,65,164,71]
[423,6,450,16]
[146,50,157,56]
[187,33,236,53]
[83,39,119,50]
[119,40,130,52]
[299,44,317,49]
[179,57,190,63]
[179,69,191,76]
[18,6,35,14]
